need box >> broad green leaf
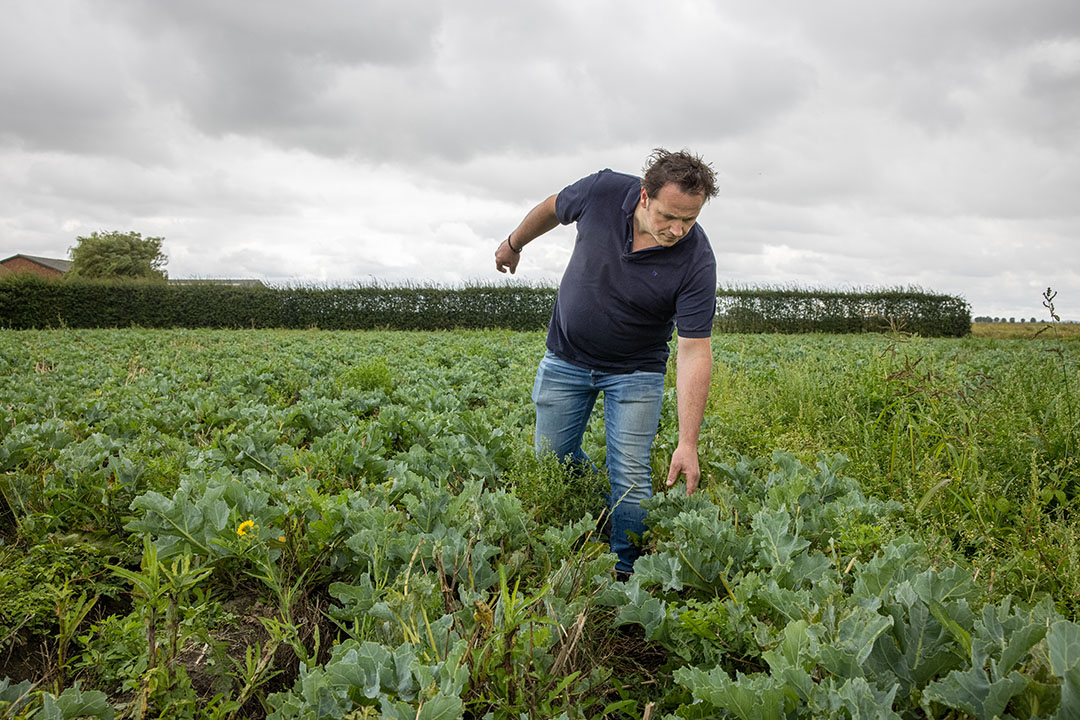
[328,575,380,618]
[820,606,894,679]
[1053,665,1080,720]
[668,508,750,568]
[327,643,390,700]
[1048,620,1080,674]
[634,552,684,592]
[776,666,815,703]
[674,666,791,720]
[1048,620,1080,716]
[614,593,668,641]
[755,580,815,623]
[922,665,1028,719]
[782,551,832,589]
[832,677,901,720]
[752,507,809,571]
[0,678,32,715]
[852,540,922,601]
[39,686,115,720]
[912,565,977,606]
[437,640,470,696]
[865,599,962,702]
[415,692,464,720]
[540,513,596,555]
[928,599,972,660]
[761,619,813,673]
[995,623,1046,680]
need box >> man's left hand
[666,443,701,497]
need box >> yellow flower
[237,520,256,536]
[277,535,286,543]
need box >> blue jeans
[531,351,665,575]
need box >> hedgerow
[0,275,971,336]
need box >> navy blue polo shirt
[547,169,716,374]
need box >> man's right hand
[495,238,520,274]
[495,193,560,275]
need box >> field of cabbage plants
[1,328,1078,719]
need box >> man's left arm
[665,335,713,496]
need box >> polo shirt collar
[621,183,673,259]
[621,184,640,217]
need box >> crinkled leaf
[328,575,380,620]
[852,540,923,602]
[667,509,750,568]
[0,678,32,715]
[782,550,832,589]
[1053,665,1080,720]
[1048,620,1080,715]
[40,686,115,720]
[830,677,901,720]
[928,599,973,661]
[1048,620,1080,674]
[762,619,814,673]
[614,593,668,641]
[634,552,684,592]
[819,606,894,679]
[327,643,392,700]
[379,693,462,720]
[752,507,809,571]
[922,664,1028,720]
[912,565,978,606]
[994,622,1046,680]
[540,513,596,555]
[756,580,816,623]
[674,666,790,720]
[865,599,962,701]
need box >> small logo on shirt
[652,270,659,277]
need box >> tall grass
[691,332,1080,614]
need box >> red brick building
[0,254,72,279]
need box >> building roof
[0,254,73,273]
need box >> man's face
[638,183,706,247]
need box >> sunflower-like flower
[236,520,256,536]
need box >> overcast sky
[3,1,1079,320]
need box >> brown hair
[641,148,718,200]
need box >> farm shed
[0,254,72,279]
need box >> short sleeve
[554,171,606,225]
[674,254,717,338]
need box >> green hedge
[0,276,970,336]
[715,287,971,337]
[0,277,556,331]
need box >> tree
[67,230,168,281]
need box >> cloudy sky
[2,1,1079,320]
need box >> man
[494,148,717,577]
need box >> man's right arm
[495,193,560,274]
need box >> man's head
[641,148,718,201]
[636,149,716,247]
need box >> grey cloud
[754,0,1080,69]
[0,4,146,155]
[111,0,443,145]
[92,2,813,164]
[2,2,814,165]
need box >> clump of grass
[500,451,608,528]
[337,356,394,393]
